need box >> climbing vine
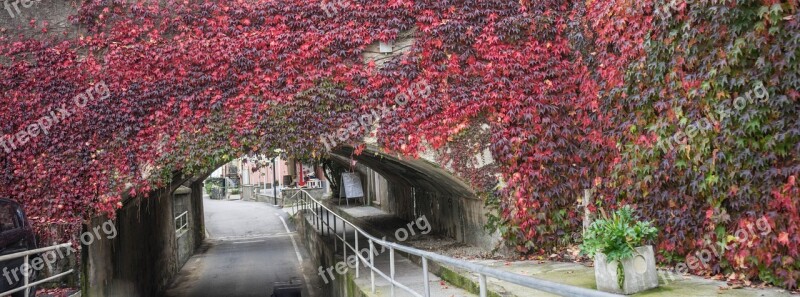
[0,0,797,288]
[587,0,800,289]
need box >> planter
[594,245,659,295]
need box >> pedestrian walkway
[164,198,322,297]
[322,201,793,297]
[307,205,475,297]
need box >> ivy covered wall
[0,0,797,288]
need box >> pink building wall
[241,159,289,186]
[239,158,328,187]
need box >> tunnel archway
[81,143,500,296]
[324,145,497,248]
[2,2,587,281]
[4,1,631,295]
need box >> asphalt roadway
[162,197,321,297]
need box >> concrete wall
[82,179,205,297]
[363,168,389,206]
[35,224,80,289]
[282,188,326,206]
[241,185,256,201]
[189,181,205,252]
[174,186,193,268]
[0,0,81,39]
[330,147,501,250]
[362,29,415,68]
[294,209,363,297]
[383,183,467,242]
[403,184,497,250]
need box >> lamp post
[272,156,277,205]
[221,166,226,200]
[271,149,283,205]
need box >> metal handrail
[286,188,318,211]
[291,189,621,297]
[0,242,75,297]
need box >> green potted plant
[580,205,659,294]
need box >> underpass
[162,197,321,297]
[288,200,475,297]
[80,147,617,297]
[288,190,621,297]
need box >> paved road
[162,198,321,297]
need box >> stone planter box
[594,245,659,295]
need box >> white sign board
[341,172,364,199]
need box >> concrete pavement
[299,205,476,297]
[329,204,793,297]
[162,198,321,297]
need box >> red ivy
[0,0,797,289]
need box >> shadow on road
[161,198,322,297]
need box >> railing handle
[369,239,375,293]
[479,274,487,297]
[355,230,360,278]
[390,247,395,297]
[343,220,347,267]
[0,243,73,297]
[23,255,29,297]
[333,213,337,252]
[294,189,622,297]
[422,257,430,297]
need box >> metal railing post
[355,230,360,278]
[333,215,337,252]
[0,243,75,297]
[479,274,487,297]
[321,206,325,235]
[369,239,375,293]
[390,247,395,297]
[23,255,29,297]
[342,221,347,262]
[422,257,430,297]
[293,189,623,297]
[320,206,323,234]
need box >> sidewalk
[307,205,475,297]
[327,201,794,297]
